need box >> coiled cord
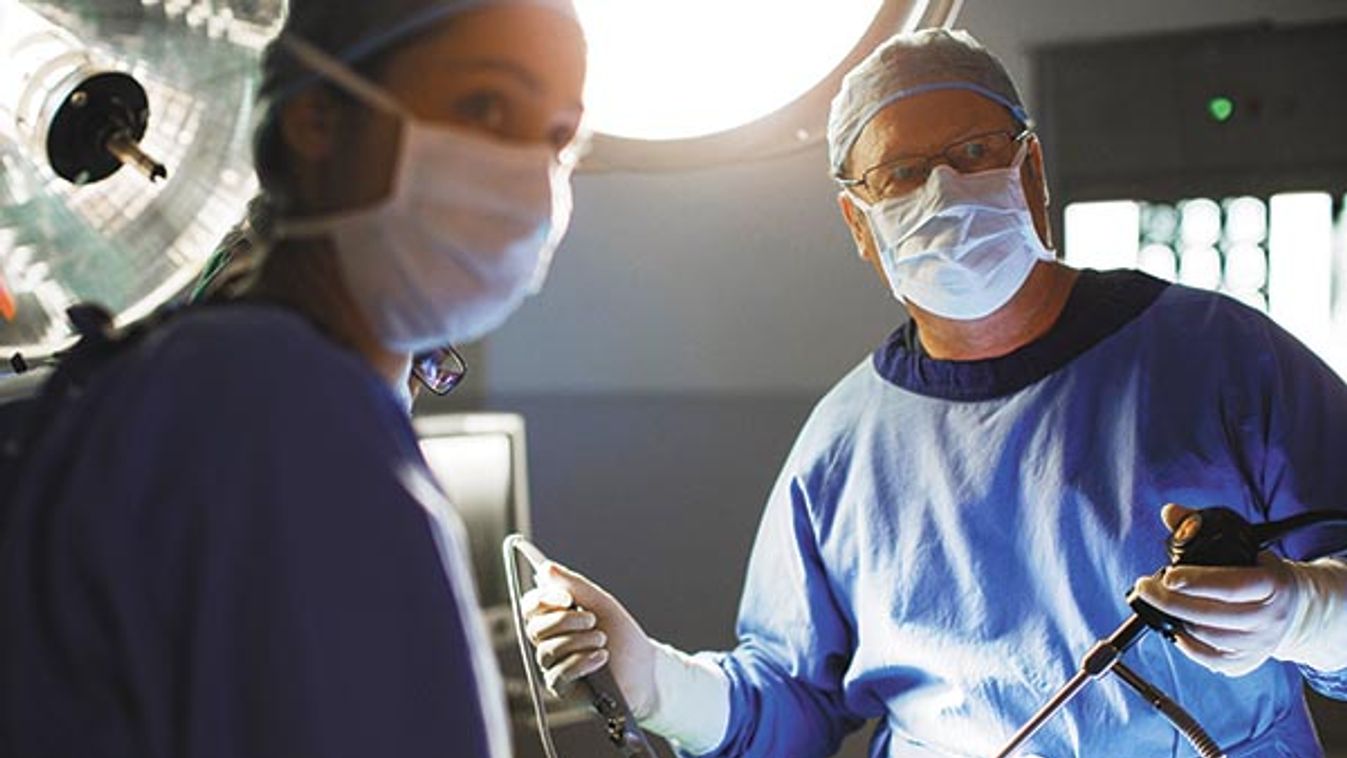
[1111,662,1225,758]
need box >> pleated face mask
[852,141,1053,321]
[275,35,576,352]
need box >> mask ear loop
[1004,136,1057,259]
[525,160,576,295]
[842,188,919,307]
[268,37,413,241]
[845,189,907,284]
[1007,136,1033,171]
[238,213,270,259]
[280,34,410,119]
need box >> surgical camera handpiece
[995,506,1342,758]
[503,535,659,758]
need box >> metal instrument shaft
[995,614,1148,757]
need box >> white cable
[503,534,562,758]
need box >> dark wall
[484,393,814,655]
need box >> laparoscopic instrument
[996,507,1347,758]
[503,535,659,758]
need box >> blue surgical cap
[826,28,1029,178]
[260,0,579,101]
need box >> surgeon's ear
[1023,135,1050,208]
[837,192,878,263]
[279,88,342,163]
[838,191,893,289]
[1021,136,1055,250]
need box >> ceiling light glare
[573,0,885,141]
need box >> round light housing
[574,0,885,141]
[575,0,964,171]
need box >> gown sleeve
[692,433,866,757]
[1238,310,1347,699]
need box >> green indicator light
[1207,96,1235,123]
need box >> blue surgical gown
[0,303,508,758]
[700,270,1347,758]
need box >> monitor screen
[415,413,530,614]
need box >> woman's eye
[454,92,509,131]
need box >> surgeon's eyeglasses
[412,345,467,396]
[839,127,1033,202]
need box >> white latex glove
[1133,504,1347,677]
[522,561,730,753]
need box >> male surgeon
[524,28,1347,757]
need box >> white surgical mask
[274,36,576,353]
[852,142,1053,321]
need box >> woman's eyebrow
[441,58,543,93]
[440,57,585,112]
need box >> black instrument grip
[1128,506,1260,636]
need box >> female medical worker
[0,1,585,757]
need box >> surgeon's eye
[454,91,510,134]
[866,160,927,199]
[948,132,1015,171]
[961,142,988,160]
[890,163,925,183]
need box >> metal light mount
[45,70,165,185]
[1,1,165,186]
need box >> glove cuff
[640,640,731,755]
[1273,558,1347,672]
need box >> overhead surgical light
[0,0,280,364]
[574,0,885,141]
[575,0,963,171]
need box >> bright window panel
[1334,194,1347,343]
[1224,196,1267,245]
[1178,245,1222,290]
[1179,198,1222,249]
[1223,242,1267,293]
[1137,243,1177,282]
[1065,193,1346,380]
[1269,192,1335,369]
[1064,200,1140,271]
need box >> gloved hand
[1133,504,1347,677]
[522,561,658,716]
[522,561,731,753]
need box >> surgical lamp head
[827,28,1030,179]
